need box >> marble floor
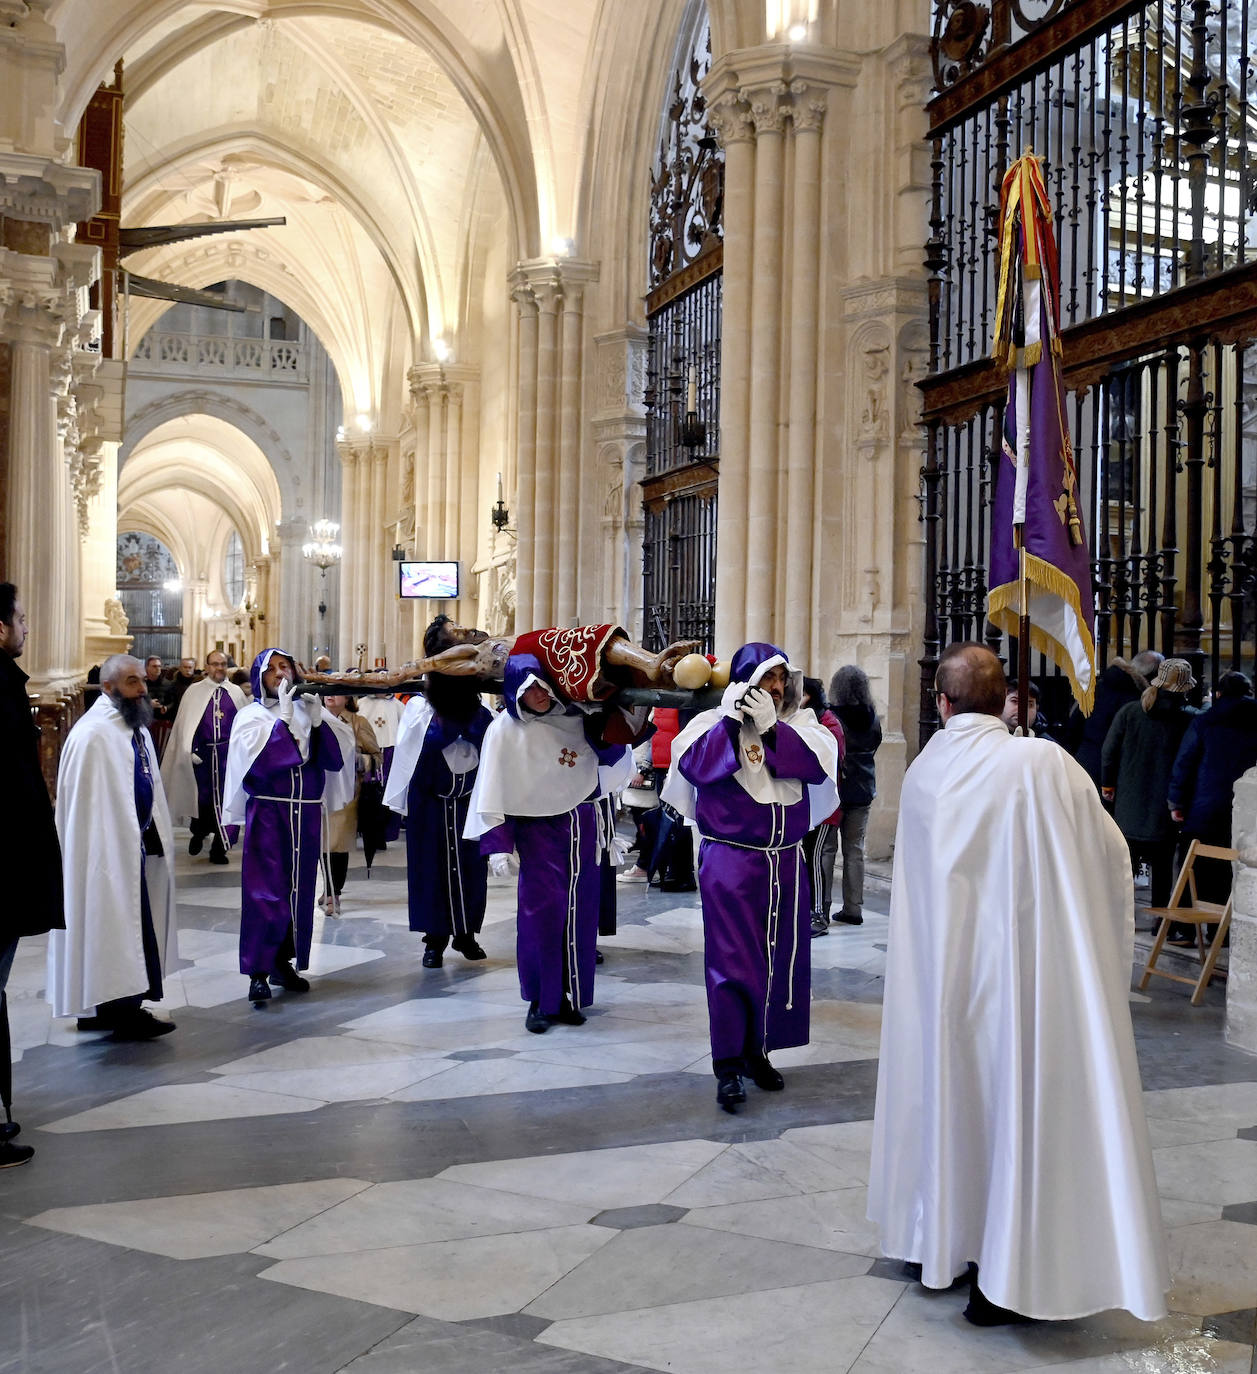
[1,839,1254,1374]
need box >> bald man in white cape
[868,643,1168,1325]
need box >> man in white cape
[867,642,1168,1325]
[49,654,178,1040]
[161,649,246,864]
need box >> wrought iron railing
[920,0,1257,741]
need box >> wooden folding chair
[1138,840,1236,1006]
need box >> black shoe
[963,1277,1031,1327]
[525,1002,552,1034]
[269,962,310,993]
[208,843,229,865]
[833,911,864,926]
[422,947,443,969]
[0,1121,18,1142]
[76,1015,110,1031]
[0,1142,34,1169]
[188,833,204,856]
[810,915,829,938]
[716,1073,746,1113]
[595,949,605,965]
[745,1054,785,1091]
[110,1010,176,1041]
[450,935,487,961]
[248,975,272,1006]
[555,997,586,1026]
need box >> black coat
[834,702,881,808]
[1101,696,1197,844]
[0,652,64,938]
[1168,696,1257,841]
[1064,662,1144,783]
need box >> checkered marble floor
[1,839,1254,1374]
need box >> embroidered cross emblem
[558,748,579,768]
[745,744,763,765]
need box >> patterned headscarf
[1141,657,1195,711]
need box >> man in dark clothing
[829,665,883,926]
[1063,651,1161,786]
[1168,671,1257,904]
[167,657,200,719]
[0,583,65,1167]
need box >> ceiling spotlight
[355,413,372,433]
[788,23,807,41]
[550,236,575,258]
[433,337,452,363]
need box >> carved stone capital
[0,153,97,229]
[788,80,828,132]
[742,80,789,134]
[707,90,755,147]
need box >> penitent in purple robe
[481,806,600,1014]
[238,719,343,975]
[193,685,240,846]
[402,710,492,939]
[680,716,826,1061]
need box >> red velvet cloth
[512,625,623,702]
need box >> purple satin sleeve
[312,720,344,773]
[244,719,303,791]
[679,716,742,786]
[479,820,515,856]
[764,721,828,784]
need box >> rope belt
[251,795,323,805]
[698,833,799,854]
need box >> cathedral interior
[2,0,1257,1369]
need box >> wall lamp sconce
[490,470,510,531]
[392,544,406,561]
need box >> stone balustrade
[131,330,308,382]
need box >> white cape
[361,695,403,751]
[160,676,246,824]
[221,697,354,827]
[868,712,1169,1320]
[663,682,839,827]
[320,708,358,816]
[48,695,178,1016]
[382,696,481,816]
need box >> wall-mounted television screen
[398,560,459,599]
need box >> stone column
[1228,767,1257,1053]
[443,382,464,565]
[556,279,589,625]
[532,274,561,625]
[336,442,357,660]
[511,282,539,629]
[782,82,826,661]
[352,440,373,652]
[368,442,388,660]
[706,86,755,651]
[275,517,309,658]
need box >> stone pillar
[1227,767,1257,1054]
[782,82,826,662]
[369,441,389,659]
[275,516,309,659]
[337,441,358,661]
[556,283,587,624]
[511,283,539,629]
[708,90,756,652]
[532,274,561,625]
[443,382,463,565]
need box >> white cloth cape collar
[383,697,481,815]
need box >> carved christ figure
[301,621,700,701]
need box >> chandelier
[302,519,342,572]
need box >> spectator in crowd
[1002,680,1053,740]
[167,656,201,719]
[1063,650,1162,787]
[1101,658,1198,911]
[144,656,171,715]
[799,677,846,938]
[829,664,882,927]
[1168,670,1257,907]
[616,738,657,885]
[320,695,382,914]
[0,583,65,1165]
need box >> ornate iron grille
[642,13,723,652]
[921,0,1257,742]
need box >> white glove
[721,680,747,721]
[489,852,518,877]
[741,685,778,735]
[276,676,295,724]
[608,834,631,866]
[296,691,323,728]
[190,752,203,766]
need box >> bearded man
[663,643,839,1112]
[161,649,246,863]
[49,654,178,1041]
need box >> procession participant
[222,649,353,1007]
[385,625,493,966]
[663,643,838,1112]
[49,654,178,1041]
[466,654,635,1033]
[161,649,246,864]
[319,695,381,914]
[868,643,1168,1326]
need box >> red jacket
[818,707,846,825]
[651,707,681,770]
